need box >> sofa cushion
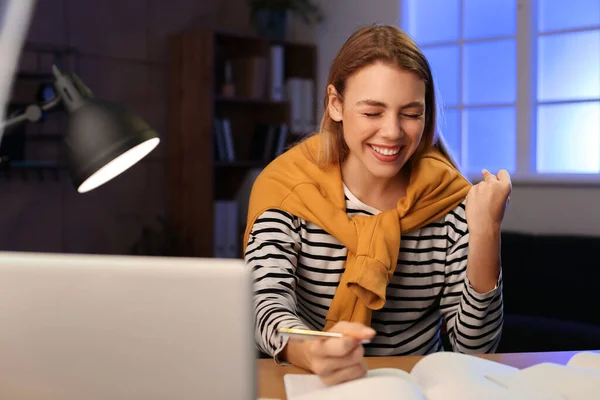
[498,314,600,353]
[501,231,600,327]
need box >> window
[401,0,600,181]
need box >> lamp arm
[1,96,63,131]
[0,64,87,144]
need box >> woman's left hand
[465,169,512,235]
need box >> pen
[277,327,371,344]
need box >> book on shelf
[250,122,289,162]
[213,200,239,258]
[283,351,600,400]
[214,118,289,165]
[286,77,315,135]
[269,45,284,101]
[213,118,235,162]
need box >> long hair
[309,24,460,171]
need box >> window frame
[401,0,600,185]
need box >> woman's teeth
[370,145,400,155]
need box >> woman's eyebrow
[355,99,387,107]
[400,101,425,110]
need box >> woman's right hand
[282,322,376,386]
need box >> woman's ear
[327,84,343,122]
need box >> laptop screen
[0,0,35,142]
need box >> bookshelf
[167,29,317,258]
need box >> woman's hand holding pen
[281,322,376,386]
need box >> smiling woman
[327,63,428,211]
[244,24,511,387]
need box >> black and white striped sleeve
[244,209,308,361]
[439,202,504,354]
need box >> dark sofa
[497,231,600,353]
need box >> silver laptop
[0,0,36,141]
[0,251,256,399]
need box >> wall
[312,0,600,236]
[0,0,260,255]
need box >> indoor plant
[248,0,323,40]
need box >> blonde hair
[309,24,459,170]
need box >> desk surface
[257,351,586,399]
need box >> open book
[284,351,600,400]
[487,351,600,400]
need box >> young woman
[243,24,510,386]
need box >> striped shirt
[245,184,503,361]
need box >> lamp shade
[64,98,160,193]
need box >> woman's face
[328,62,426,183]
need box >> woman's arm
[464,169,510,293]
[439,203,504,354]
[246,209,376,380]
[245,209,310,362]
[466,230,501,293]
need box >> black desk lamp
[0,65,160,193]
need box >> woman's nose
[380,116,403,140]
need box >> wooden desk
[257,351,588,399]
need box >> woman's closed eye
[362,111,423,118]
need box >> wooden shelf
[0,160,64,181]
[214,29,316,48]
[215,160,265,169]
[167,29,316,258]
[8,160,62,169]
[215,95,288,106]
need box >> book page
[283,374,325,399]
[284,368,419,399]
[285,375,425,400]
[567,351,600,372]
[425,380,562,400]
[487,362,600,400]
[409,352,554,400]
[410,352,517,391]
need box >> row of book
[287,77,315,135]
[213,167,262,259]
[213,118,289,163]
